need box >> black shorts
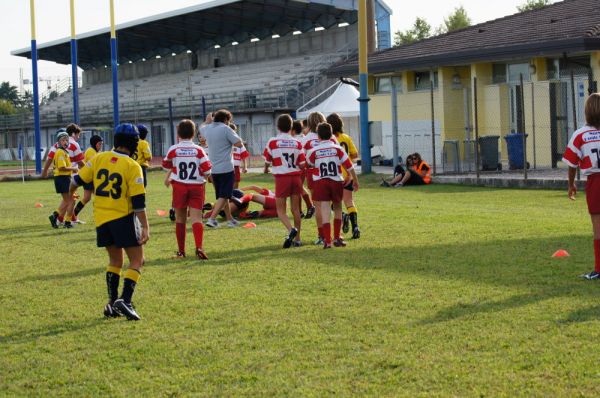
[212,171,235,199]
[54,175,71,194]
[83,181,94,191]
[344,179,354,192]
[96,213,140,248]
[405,171,425,186]
[141,166,148,188]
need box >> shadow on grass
[17,267,100,283]
[0,318,105,345]
[560,304,600,323]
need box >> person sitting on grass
[381,153,431,187]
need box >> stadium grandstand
[4,0,392,161]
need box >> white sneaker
[227,219,240,227]
[73,219,86,224]
[206,218,219,228]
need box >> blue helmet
[136,124,149,139]
[115,123,139,136]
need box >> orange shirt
[411,161,431,184]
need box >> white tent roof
[296,82,360,119]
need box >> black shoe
[103,302,122,318]
[283,227,298,249]
[63,221,73,229]
[113,299,141,321]
[305,206,315,219]
[342,213,350,234]
[380,179,391,187]
[300,211,305,219]
[202,203,213,212]
[352,227,361,239]
[196,248,208,260]
[579,271,600,280]
[49,213,58,229]
[169,208,176,222]
[247,210,260,219]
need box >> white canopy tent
[296,81,360,119]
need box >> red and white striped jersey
[263,133,306,176]
[163,140,212,184]
[301,131,338,152]
[563,125,600,176]
[47,137,84,163]
[232,145,250,167]
[306,140,353,182]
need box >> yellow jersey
[53,148,72,176]
[77,150,145,227]
[84,147,98,163]
[134,139,152,167]
[335,132,358,179]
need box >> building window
[374,76,402,93]
[414,70,438,91]
[492,63,507,84]
[546,58,559,80]
[507,63,530,83]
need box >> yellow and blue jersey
[84,147,98,163]
[76,150,145,227]
[335,133,358,179]
[135,139,152,168]
[53,148,72,176]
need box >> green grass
[0,172,598,397]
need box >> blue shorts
[83,181,94,191]
[212,171,235,199]
[96,213,140,248]
[54,175,71,194]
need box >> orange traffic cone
[156,209,168,217]
[242,222,257,229]
[34,203,44,208]
[552,249,570,258]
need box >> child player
[135,124,153,187]
[70,123,149,321]
[306,122,359,249]
[291,120,315,218]
[263,114,306,248]
[50,131,78,229]
[563,93,600,280]
[327,113,361,239]
[73,135,103,220]
[230,123,249,189]
[163,119,212,259]
[43,124,85,226]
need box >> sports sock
[53,210,59,218]
[334,218,342,240]
[317,226,324,239]
[348,206,358,229]
[64,214,72,222]
[120,269,141,303]
[57,215,64,223]
[176,222,186,253]
[594,239,600,273]
[192,222,204,250]
[322,223,331,244]
[106,265,121,303]
[73,201,85,216]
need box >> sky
[0,0,540,91]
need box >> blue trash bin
[504,133,528,170]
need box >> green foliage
[0,82,19,107]
[393,17,431,46]
[518,0,553,12]
[19,90,33,110]
[439,6,472,34]
[0,99,16,115]
[1,173,599,396]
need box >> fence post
[391,83,399,170]
[570,70,580,182]
[531,82,536,169]
[520,73,527,181]
[430,77,436,175]
[473,76,480,180]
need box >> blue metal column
[358,0,371,173]
[29,0,41,174]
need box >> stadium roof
[328,0,600,76]
[12,0,390,70]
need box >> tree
[394,17,431,46]
[0,100,16,116]
[0,82,19,107]
[441,6,471,33]
[517,0,553,12]
[19,90,33,110]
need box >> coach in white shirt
[200,109,243,227]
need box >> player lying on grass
[70,123,149,321]
[263,114,306,248]
[203,189,277,220]
[306,122,359,249]
[163,119,212,260]
[563,92,600,280]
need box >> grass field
[1,172,599,397]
